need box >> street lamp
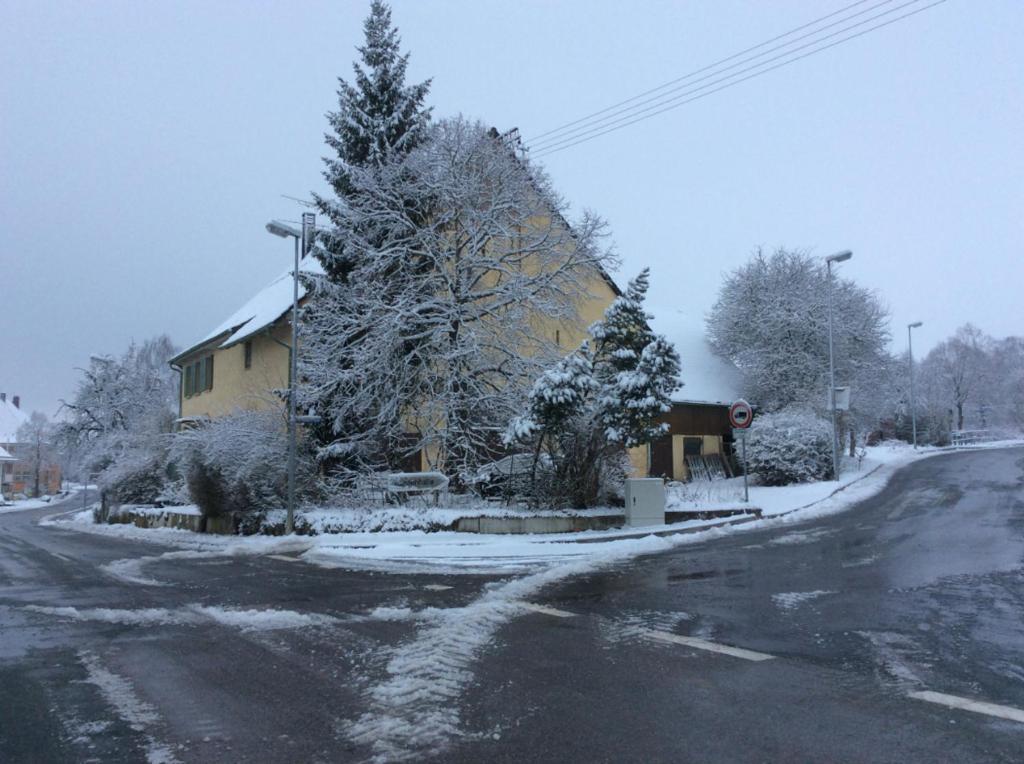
[265,214,314,534]
[825,250,853,481]
[908,321,923,449]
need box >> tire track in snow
[341,535,680,762]
[77,650,181,764]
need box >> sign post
[729,400,753,503]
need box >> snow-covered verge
[262,504,620,534]
[668,439,1024,517]
[0,493,68,514]
[43,440,1023,576]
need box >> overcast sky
[2,0,1021,418]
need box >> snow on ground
[0,495,63,514]
[27,604,341,632]
[43,441,1024,579]
[265,504,619,534]
[78,650,181,764]
[40,441,1023,761]
[772,590,836,611]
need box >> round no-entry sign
[729,399,753,429]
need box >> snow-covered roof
[0,399,28,444]
[173,257,326,363]
[647,307,742,407]
[0,445,16,462]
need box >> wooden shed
[646,310,742,482]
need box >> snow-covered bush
[506,270,679,508]
[746,408,834,485]
[171,408,318,531]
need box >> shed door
[650,435,673,479]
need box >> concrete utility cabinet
[624,478,666,527]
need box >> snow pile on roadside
[263,504,620,535]
[116,504,202,518]
[0,495,61,514]
[668,440,935,517]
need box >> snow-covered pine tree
[591,268,656,380]
[300,1,434,473]
[507,269,681,506]
[591,268,680,447]
[312,0,431,282]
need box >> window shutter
[184,364,193,397]
[206,355,214,391]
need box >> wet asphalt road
[1,447,1023,763]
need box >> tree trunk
[849,428,856,458]
[956,403,964,431]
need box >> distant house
[0,393,61,497]
[643,311,743,482]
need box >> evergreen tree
[591,268,656,380]
[591,268,680,447]
[506,269,681,506]
[312,0,431,281]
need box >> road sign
[729,399,753,429]
[828,386,851,412]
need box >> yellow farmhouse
[168,247,642,472]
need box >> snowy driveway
[3,447,1024,763]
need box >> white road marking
[521,603,772,660]
[267,554,299,563]
[423,584,453,591]
[908,690,1024,724]
[643,629,775,662]
[520,602,577,618]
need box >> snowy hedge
[745,408,833,486]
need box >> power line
[528,0,905,153]
[527,0,886,148]
[532,0,947,159]
[532,0,923,155]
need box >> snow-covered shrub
[104,456,170,505]
[171,408,317,531]
[746,408,834,485]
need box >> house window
[244,341,252,369]
[555,329,561,347]
[183,354,214,398]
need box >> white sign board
[828,386,851,412]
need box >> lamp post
[907,321,923,449]
[825,250,853,481]
[265,215,314,534]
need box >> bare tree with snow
[57,335,179,501]
[302,117,618,479]
[918,323,992,432]
[707,247,894,443]
[15,411,54,498]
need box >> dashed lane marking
[268,554,299,563]
[423,584,453,591]
[643,629,776,661]
[521,602,577,618]
[522,603,773,660]
[908,690,1024,724]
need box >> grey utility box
[624,478,666,527]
